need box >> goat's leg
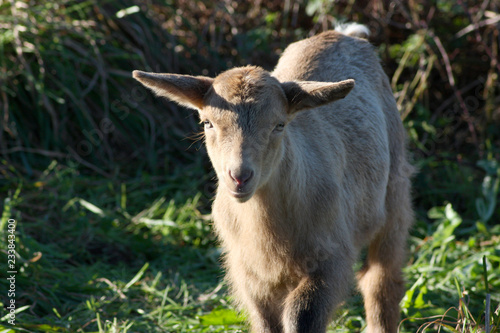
[357,179,413,333]
[245,300,283,333]
[282,261,352,333]
[234,281,284,333]
[357,232,406,333]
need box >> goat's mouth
[228,189,253,201]
[227,187,255,202]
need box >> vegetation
[1,0,499,332]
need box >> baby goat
[133,24,414,333]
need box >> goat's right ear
[132,70,214,110]
[281,79,355,113]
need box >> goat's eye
[203,120,213,129]
[273,122,285,132]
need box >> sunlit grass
[1,160,499,332]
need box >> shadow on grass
[0,162,243,332]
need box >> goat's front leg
[282,261,352,333]
[246,301,283,333]
[233,277,285,333]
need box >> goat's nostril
[229,169,253,186]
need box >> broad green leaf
[199,308,245,326]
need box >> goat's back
[272,30,410,244]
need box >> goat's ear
[281,79,355,113]
[132,70,214,110]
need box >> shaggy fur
[133,25,414,333]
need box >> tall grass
[2,0,499,212]
[1,0,208,176]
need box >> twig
[455,15,500,38]
[3,146,68,158]
[428,31,480,153]
[421,77,486,147]
[66,147,111,178]
[95,278,127,299]
[458,0,500,73]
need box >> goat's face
[132,66,354,203]
[201,67,288,202]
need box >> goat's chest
[213,200,300,283]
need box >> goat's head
[133,66,354,202]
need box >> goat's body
[213,31,413,333]
[134,27,413,333]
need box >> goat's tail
[334,22,370,39]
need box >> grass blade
[124,262,149,291]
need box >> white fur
[335,22,370,39]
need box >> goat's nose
[229,169,254,186]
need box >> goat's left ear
[132,70,214,110]
[281,79,355,113]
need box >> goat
[133,23,414,333]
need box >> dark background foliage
[2,0,499,216]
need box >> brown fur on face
[203,67,289,201]
[133,24,413,333]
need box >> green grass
[1,0,500,332]
[0,161,235,332]
[1,160,499,332]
